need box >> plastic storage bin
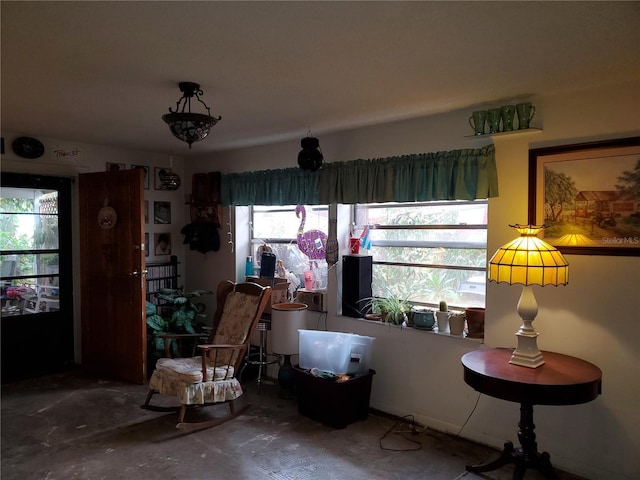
[293,365,375,429]
[298,329,375,375]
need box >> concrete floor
[1,369,588,480]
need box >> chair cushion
[213,291,261,345]
[155,356,235,383]
[149,367,242,405]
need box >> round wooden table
[461,348,602,480]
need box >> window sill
[343,315,484,343]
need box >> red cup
[349,238,360,254]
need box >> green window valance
[220,144,497,206]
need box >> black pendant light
[297,133,323,172]
[162,82,221,149]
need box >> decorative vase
[449,313,466,336]
[435,311,450,334]
[500,105,516,131]
[516,102,536,129]
[468,110,487,135]
[465,307,485,339]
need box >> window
[354,201,487,309]
[1,187,61,316]
[250,205,329,289]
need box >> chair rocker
[142,280,271,431]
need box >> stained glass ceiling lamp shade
[488,224,569,368]
[162,82,221,149]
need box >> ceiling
[2,2,639,157]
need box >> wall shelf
[465,127,542,139]
[146,258,179,308]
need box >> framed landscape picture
[528,137,640,256]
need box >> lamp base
[277,354,296,399]
[510,330,544,368]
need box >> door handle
[130,269,148,277]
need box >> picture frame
[154,232,171,256]
[528,136,640,256]
[106,162,125,171]
[132,164,150,189]
[154,167,169,190]
[153,201,171,224]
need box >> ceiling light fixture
[297,129,323,172]
[162,82,221,149]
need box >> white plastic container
[298,329,375,375]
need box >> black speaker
[342,255,372,318]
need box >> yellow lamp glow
[488,225,569,368]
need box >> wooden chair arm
[197,344,248,380]
[159,333,209,358]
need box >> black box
[342,255,372,318]
[293,365,375,429]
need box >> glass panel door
[1,173,73,382]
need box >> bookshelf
[146,256,179,306]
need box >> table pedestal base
[465,403,558,480]
[466,441,557,480]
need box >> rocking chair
[142,280,271,431]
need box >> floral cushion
[209,291,261,365]
[213,291,261,344]
[149,367,242,405]
[154,356,235,383]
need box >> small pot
[435,310,450,333]
[465,307,485,339]
[449,313,465,336]
[413,309,435,330]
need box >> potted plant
[435,300,450,333]
[361,293,411,326]
[146,288,213,366]
[465,307,485,339]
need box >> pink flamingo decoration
[295,205,327,269]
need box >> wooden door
[79,169,146,383]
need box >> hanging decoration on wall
[297,129,324,172]
[158,155,181,191]
[295,205,327,268]
[325,218,339,266]
[98,199,117,229]
[180,172,222,254]
[158,169,181,190]
[162,82,221,149]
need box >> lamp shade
[271,303,308,354]
[488,225,568,286]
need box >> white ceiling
[2,1,639,157]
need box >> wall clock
[12,136,45,159]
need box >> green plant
[146,288,212,357]
[439,300,448,312]
[361,293,411,325]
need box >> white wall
[185,80,640,480]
